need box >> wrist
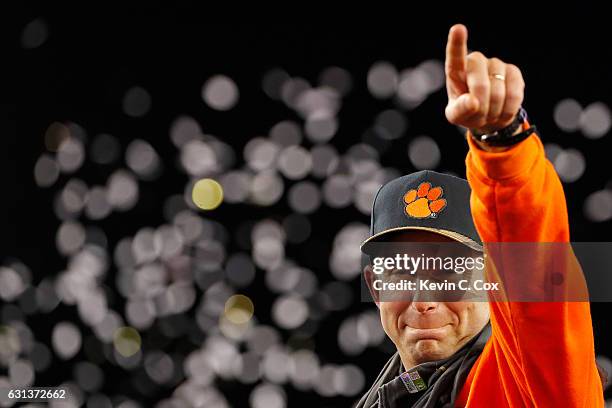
[471,121,514,136]
[473,123,525,152]
[469,107,530,151]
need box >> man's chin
[412,339,452,363]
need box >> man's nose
[410,279,440,306]
[411,301,439,313]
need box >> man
[356,24,605,407]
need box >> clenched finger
[487,58,506,124]
[466,52,490,126]
[498,64,525,128]
[445,93,479,125]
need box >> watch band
[469,107,531,146]
[476,125,540,147]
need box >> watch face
[518,107,528,121]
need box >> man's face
[368,230,489,368]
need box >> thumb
[445,93,479,125]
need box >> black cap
[360,170,482,253]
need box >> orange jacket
[456,131,604,407]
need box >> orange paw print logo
[404,182,447,218]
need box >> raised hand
[444,24,525,135]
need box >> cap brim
[360,226,483,254]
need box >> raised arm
[444,24,604,407]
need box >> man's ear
[363,265,380,307]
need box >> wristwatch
[469,107,536,147]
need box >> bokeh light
[34,153,60,187]
[554,98,582,132]
[580,102,611,139]
[123,86,152,118]
[224,294,255,325]
[91,133,121,165]
[553,148,586,182]
[21,18,48,49]
[270,120,302,147]
[272,295,308,329]
[287,182,321,214]
[278,146,312,180]
[52,322,82,360]
[192,178,224,210]
[408,135,441,170]
[250,383,287,408]
[584,189,612,222]
[202,75,239,111]
[57,137,85,173]
[367,62,398,99]
[113,326,142,358]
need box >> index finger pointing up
[445,24,468,78]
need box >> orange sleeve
[463,131,603,407]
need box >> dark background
[9,10,612,407]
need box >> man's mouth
[403,324,451,340]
